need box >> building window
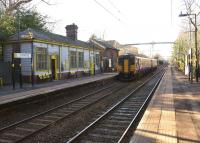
[70,51,77,68]
[36,47,47,70]
[0,45,3,61]
[96,54,100,67]
[78,52,84,68]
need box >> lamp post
[179,12,198,83]
[93,45,95,75]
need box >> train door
[124,58,129,73]
[136,58,140,71]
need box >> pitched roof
[8,28,93,48]
[119,53,149,58]
[90,39,119,50]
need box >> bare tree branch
[41,0,55,6]
[182,0,199,28]
[8,0,32,11]
[0,0,7,8]
[0,0,55,15]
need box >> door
[51,59,56,80]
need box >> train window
[129,56,135,65]
[118,57,123,65]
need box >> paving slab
[130,66,200,143]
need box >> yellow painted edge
[3,39,99,51]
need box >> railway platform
[130,66,200,143]
[0,73,117,106]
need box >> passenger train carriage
[118,54,157,80]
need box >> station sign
[14,53,31,58]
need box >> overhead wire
[107,0,130,25]
[93,0,122,22]
[108,0,121,14]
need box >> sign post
[14,53,31,59]
[12,53,15,90]
[14,53,32,89]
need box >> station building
[90,38,119,72]
[118,45,138,55]
[90,38,139,72]
[1,24,101,83]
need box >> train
[117,53,157,80]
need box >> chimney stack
[65,23,78,40]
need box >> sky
[32,0,185,60]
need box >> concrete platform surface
[0,73,117,106]
[130,66,200,143]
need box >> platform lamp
[29,32,34,87]
[179,12,198,83]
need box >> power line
[171,0,173,25]
[107,0,128,23]
[123,41,175,46]
[93,0,121,22]
[108,0,121,14]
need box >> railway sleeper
[35,118,54,123]
[44,115,61,119]
[0,138,13,143]
[86,133,118,142]
[92,128,124,136]
[4,133,24,138]
[113,112,133,116]
[109,115,132,121]
[41,116,60,121]
[70,104,86,108]
[28,122,47,127]
[115,110,134,114]
[102,123,126,129]
[56,110,72,114]
[105,119,129,125]
[0,134,19,142]
[51,112,67,116]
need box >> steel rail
[0,82,125,142]
[117,71,165,143]
[14,83,127,143]
[0,82,119,132]
[66,69,165,143]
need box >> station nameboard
[14,53,31,58]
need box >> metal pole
[191,47,193,83]
[19,64,22,88]
[184,54,185,74]
[189,22,191,82]
[18,9,23,88]
[12,53,15,90]
[31,40,34,86]
[93,45,95,75]
[195,14,198,82]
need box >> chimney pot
[65,23,78,40]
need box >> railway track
[0,81,128,143]
[66,70,165,143]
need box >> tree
[172,32,189,71]
[172,0,200,72]
[0,0,53,39]
[0,0,32,15]
[0,0,53,15]
[0,9,50,39]
[0,12,16,39]
[15,9,49,32]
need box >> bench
[38,74,50,80]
